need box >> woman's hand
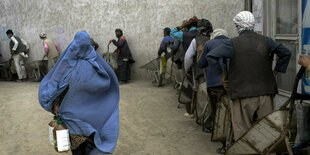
[53,105,59,116]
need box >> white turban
[39,32,47,38]
[233,11,255,33]
[210,28,228,40]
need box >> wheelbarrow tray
[0,60,15,80]
[23,60,47,69]
[0,60,10,71]
[178,76,194,104]
[23,60,48,81]
[103,52,118,70]
[140,58,160,71]
[196,82,208,119]
[196,82,211,125]
[226,109,297,154]
[141,57,167,87]
[212,95,231,142]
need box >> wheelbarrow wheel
[152,70,164,87]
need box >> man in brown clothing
[40,32,60,71]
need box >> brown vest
[229,32,277,99]
[44,38,59,60]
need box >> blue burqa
[38,32,119,154]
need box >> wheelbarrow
[225,67,310,155]
[0,59,15,81]
[22,59,48,81]
[140,56,167,87]
[195,81,213,129]
[171,62,184,90]
[102,42,118,71]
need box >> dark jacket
[112,36,133,62]
[158,35,174,58]
[10,36,27,53]
[183,30,198,53]
[198,35,229,88]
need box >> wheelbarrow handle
[292,67,305,96]
[107,42,111,52]
[41,55,47,61]
[296,66,306,81]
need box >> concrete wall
[0,0,244,79]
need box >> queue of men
[157,11,296,153]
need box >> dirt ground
[0,80,221,155]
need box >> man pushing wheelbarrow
[206,11,292,153]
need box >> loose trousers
[12,53,27,80]
[48,56,58,71]
[231,95,274,140]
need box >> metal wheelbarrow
[102,42,118,71]
[22,60,48,81]
[0,59,15,81]
[140,56,167,87]
[195,81,212,127]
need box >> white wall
[0,0,244,79]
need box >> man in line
[197,28,229,153]
[110,29,134,84]
[171,17,199,117]
[171,20,187,70]
[206,11,291,140]
[183,19,213,118]
[39,32,60,71]
[197,28,229,134]
[184,19,213,73]
[158,27,174,59]
[6,29,29,82]
[171,17,199,53]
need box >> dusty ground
[0,80,221,155]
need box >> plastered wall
[0,0,244,79]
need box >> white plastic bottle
[48,116,57,145]
[53,119,70,152]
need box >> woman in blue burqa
[38,31,119,155]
